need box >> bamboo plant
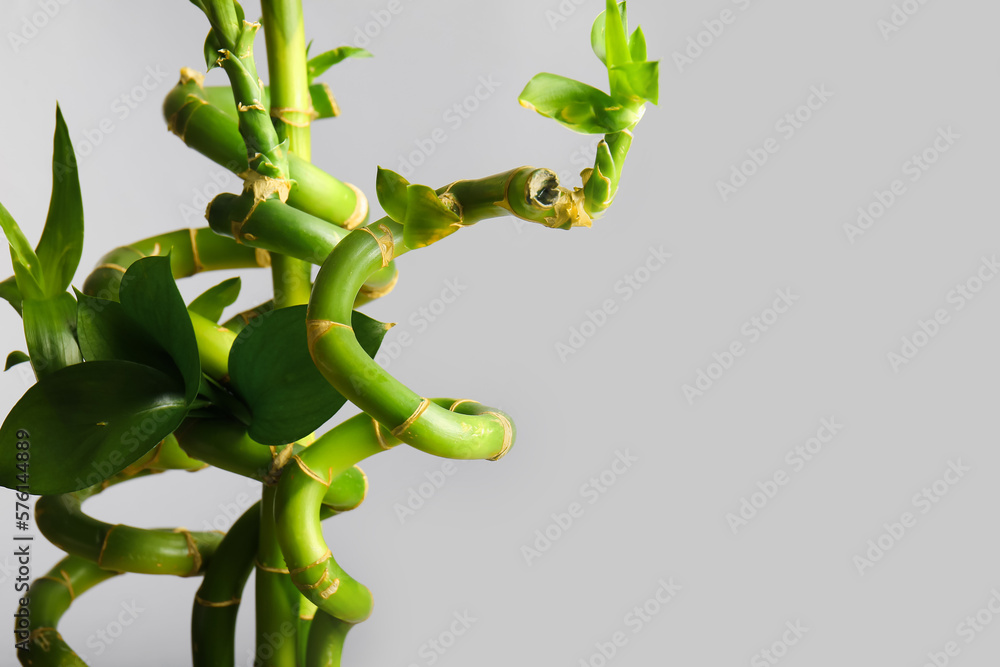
[0,1,658,664]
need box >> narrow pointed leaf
[23,293,81,379]
[0,276,22,315]
[76,290,176,374]
[0,202,44,300]
[603,0,631,68]
[188,277,241,323]
[118,256,201,403]
[4,351,29,371]
[307,46,372,83]
[629,25,647,63]
[204,28,224,70]
[35,105,84,298]
[0,360,188,494]
[228,305,389,445]
[518,73,639,134]
[402,184,462,249]
[591,8,609,65]
[375,167,410,223]
[310,83,340,119]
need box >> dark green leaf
[402,184,462,249]
[375,167,410,223]
[197,374,251,424]
[118,257,201,403]
[76,290,175,374]
[519,73,639,134]
[307,46,372,83]
[0,202,44,300]
[204,28,224,70]
[35,105,84,298]
[0,276,22,315]
[228,305,388,445]
[4,351,29,371]
[23,292,81,379]
[0,360,188,494]
[188,277,241,323]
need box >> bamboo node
[254,558,290,574]
[485,411,514,461]
[344,183,369,230]
[391,398,431,438]
[359,269,399,300]
[292,454,332,487]
[179,67,204,88]
[271,105,319,126]
[359,224,393,268]
[372,419,396,450]
[300,569,331,590]
[94,263,127,274]
[29,627,59,650]
[188,228,204,273]
[195,594,241,607]
[289,549,332,575]
[254,247,271,267]
[448,399,481,412]
[319,578,341,599]
[173,527,203,577]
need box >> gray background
[2,0,1000,664]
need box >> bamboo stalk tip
[179,67,205,88]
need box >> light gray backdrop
[2,0,1000,665]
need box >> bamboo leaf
[310,83,340,119]
[375,167,410,223]
[76,290,176,374]
[0,276,22,315]
[118,257,201,403]
[228,305,388,445]
[34,105,84,298]
[4,351,29,371]
[22,293,81,379]
[0,360,189,494]
[590,6,609,64]
[603,0,631,68]
[402,184,462,249]
[0,202,44,300]
[188,277,241,323]
[518,73,639,134]
[204,28,224,70]
[307,46,372,83]
[629,25,647,62]
[610,60,659,106]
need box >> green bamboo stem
[298,597,318,665]
[257,484,300,667]
[192,501,260,666]
[163,75,367,229]
[188,309,238,381]
[35,474,222,577]
[305,610,351,667]
[128,433,207,473]
[582,127,635,217]
[257,3,323,659]
[82,227,265,301]
[173,417,368,511]
[15,555,122,666]
[273,412,395,623]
